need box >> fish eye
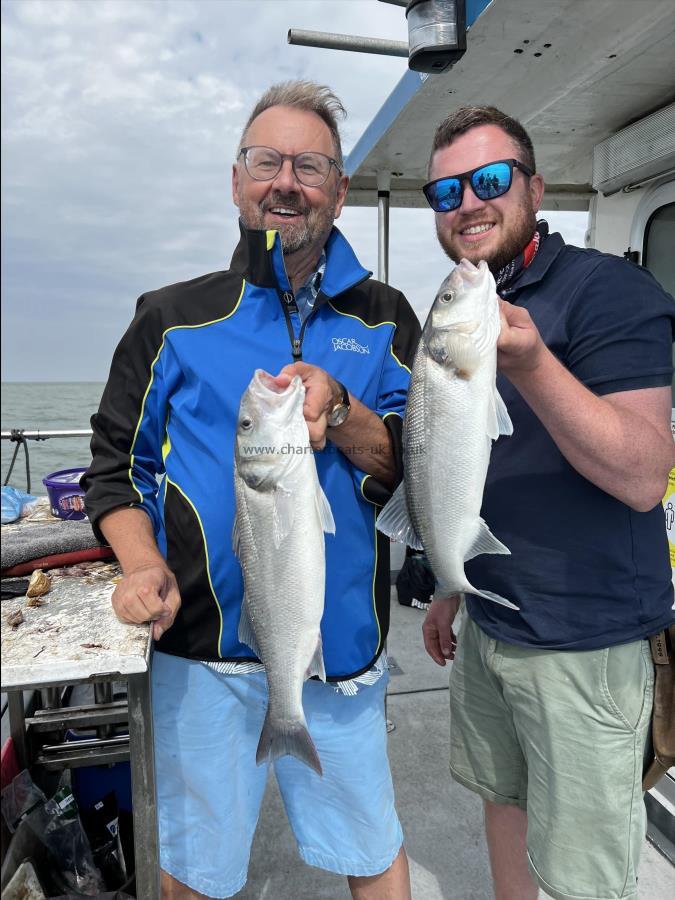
[439,291,453,304]
[239,417,253,432]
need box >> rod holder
[288,29,408,58]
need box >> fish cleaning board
[1,568,151,691]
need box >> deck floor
[2,588,672,897]
[239,593,675,899]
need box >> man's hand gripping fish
[377,258,518,609]
[233,370,335,775]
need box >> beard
[239,191,337,255]
[437,198,538,274]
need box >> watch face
[328,404,349,428]
[327,381,350,427]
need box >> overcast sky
[1,0,587,382]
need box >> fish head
[235,370,307,490]
[423,259,499,375]
[429,258,494,330]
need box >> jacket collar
[228,220,371,297]
[499,231,565,299]
[229,221,278,287]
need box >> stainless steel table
[1,567,159,899]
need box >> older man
[83,81,419,899]
[422,106,674,900]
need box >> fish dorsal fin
[376,481,424,551]
[307,634,326,682]
[238,600,262,658]
[315,483,336,535]
[464,517,510,562]
[272,485,295,549]
[487,387,514,440]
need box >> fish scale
[236,473,324,706]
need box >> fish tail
[256,711,323,776]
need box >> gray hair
[238,80,347,170]
[429,106,536,176]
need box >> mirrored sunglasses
[423,159,533,212]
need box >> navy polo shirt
[466,232,675,650]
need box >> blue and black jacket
[83,223,420,679]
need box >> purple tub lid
[42,467,88,487]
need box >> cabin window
[642,201,675,405]
[643,202,675,297]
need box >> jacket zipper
[279,292,326,361]
[278,291,303,359]
[277,272,372,361]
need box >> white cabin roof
[345,0,675,210]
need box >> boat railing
[1,429,93,440]
[1,428,93,493]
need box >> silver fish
[233,369,335,775]
[377,258,517,609]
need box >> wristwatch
[327,381,351,428]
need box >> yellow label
[665,483,675,557]
[664,411,675,581]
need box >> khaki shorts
[449,615,654,900]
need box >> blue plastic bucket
[42,467,88,520]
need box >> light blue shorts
[151,651,403,898]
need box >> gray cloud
[1,0,586,380]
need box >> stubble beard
[240,192,337,256]
[437,199,538,273]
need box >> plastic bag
[1,485,38,524]
[1,768,47,833]
[25,774,104,896]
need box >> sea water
[1,383,104,495]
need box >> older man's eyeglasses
[423,159,534,212]
[238,146,342,187]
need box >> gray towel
[1,521,104,570]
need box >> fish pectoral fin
[237,601,262,658]
[232,515,241,557]
[307,635,326,682]
[446,331,481,378]
[272,485,295,549]
[315,484,336,535]
[464,518,510,562]
[376,481,424,551]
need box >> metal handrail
[1,429,93,440]
[1,429,93,491]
